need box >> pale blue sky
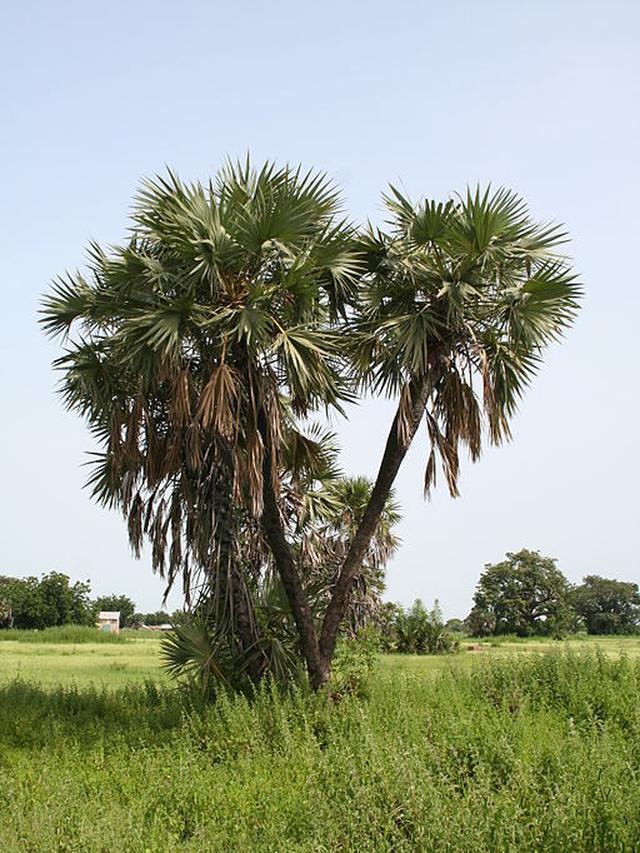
[1,0,638,615]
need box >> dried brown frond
[246,430,265,516]
[127,492,144,557]
[197,363,240,439]
[186,423,202,470]
[171,367,192,427]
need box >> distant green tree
[374,601,403,648]
[444,618,465,634]
[139,610,172,626]
[464,606,496,637]
[467,550,572,637]
[70,579,95,625]
[570,576,640,635]
[38,572,94,627]
[94,594,137,628]
[0,573,93,629]
[38,572,73,626]
[0,576,44,629]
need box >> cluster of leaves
[329,627,381,699]
[0,573,93,630]
[378,599,459,654]
[466,550,640,637]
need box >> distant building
[97,611,120,634]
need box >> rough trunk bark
[215,476,265,685]
[229,568,266,684]
[317,372,437,679]
[258,412,326,690]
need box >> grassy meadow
[0,628,166,688]
[1,632,639,851]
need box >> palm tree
[317,186,581,673]
[41,163,580,690]
[41,160,362,686]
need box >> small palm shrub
[160,593,305,699]
[382,599,459,655]
[160,618,235,699]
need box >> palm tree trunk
[257,365,438,692]
[214,476,265,685]
[258,413,326,690]
[317,372,437,683]
[229,568,266,684]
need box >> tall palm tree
[41,160,361,685]
[317,186,580,672]
[41,164,580,689]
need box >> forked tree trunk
[260,370,438,692]
[259,412,326,689]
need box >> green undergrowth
[0,625,133,643]
[1,651,639,851]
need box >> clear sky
[1,0,638,615]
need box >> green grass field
[1,633,639,851]
[0,633,166,688]
[2,630,638,688]
[382,634,640,677]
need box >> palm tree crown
[351,185,580,496]
[41,160,361,597]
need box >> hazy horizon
[1,0,638,616]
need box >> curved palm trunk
[317,372,437,685]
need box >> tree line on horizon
[355,549,639,655]
[0,573,176,631]
[2,549,638,641]
[462,549,640,638]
